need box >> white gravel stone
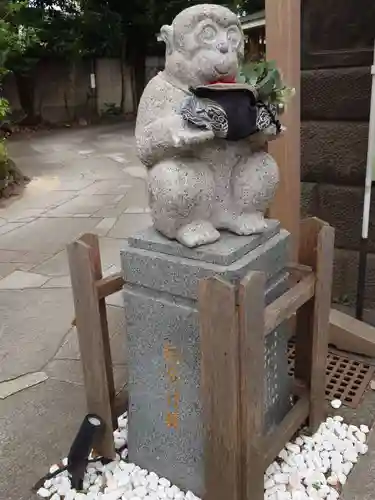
[265,478,276,489]
[342,462,354,475]
[286,443,301,455]
[278,449,289,461]
[338,472,347,485]
[267,484,287,497]
[326,475,338,487]
[37,413,371,500]
[274,473,289,485]
[291,492,309,500]
[333,416,344,422]
[134,486,148,498]
[37,488,51,498]
[159,478,171,488]
[330,399,342,409]
[355,431,367,443]
[343,449,358,463]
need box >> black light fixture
[32,414,106,493]
[68,414,105,491]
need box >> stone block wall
[301,0,375,307]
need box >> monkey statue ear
[159,25,174,55]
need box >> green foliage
[0,138,7,162]
[82,0,241,56]
[0,96,9,120]
[238,60,295,110]
[0,1,41,73]
[102,102,122,116]
[0,138,9,181]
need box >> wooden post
[238,272,265,500]
[80,233,116,426]
[199,277,240,500]
[67,235,116,459]
[295,218,335,431]
[266,0,301,260]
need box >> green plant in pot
[237,60,295,114]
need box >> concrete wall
[145,56,165,83]
[3,57,136,123]
[96,58,135,115]
[301,0,375,307]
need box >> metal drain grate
[287,341,375,408]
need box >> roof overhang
[240,10,265,32]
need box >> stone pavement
[0,123,151,500]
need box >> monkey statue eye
[200,25,217,42]
[227,26,241,46]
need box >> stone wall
[96,58,135,116]
[3,57,136,123]
[301,0,375,307]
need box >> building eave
[240,10,265,32]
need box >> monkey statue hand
[138,113,214,167]
[172,123,214,148]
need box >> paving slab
[55,305,127,364]
[342,427,375,500]
[0,288,73,382]
[25,176,97,192]
[0,188,78,213]
[123,165,148,179]
[0,222,25,236]
[0,249,51,265]
[46,359,127,391]
[42,275,71,288]
[0,379,86,500]
[33,237,122,276]
[63,156,130,180]
[43,194,122,217]
[0,124,153,498]
[0,371,48,399]
[0,217,101,253]
[92,217,118,236]
[0,262,21,278]
[0,270,49,289]
[108,213,153,239]
[81,179,132,195]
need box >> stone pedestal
[121,221,292,496]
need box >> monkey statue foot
[176,220,220,248]
[218,212,269,236]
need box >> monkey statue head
[160,4,244,88]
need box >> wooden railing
[199,217,334,500]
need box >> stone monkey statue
[135,4,279,248]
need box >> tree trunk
[14,71,41,126]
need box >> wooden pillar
[266,0,301,259]
[199,277,241,500]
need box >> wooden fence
[68,217,335,499]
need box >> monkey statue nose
[218,43,229,54]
